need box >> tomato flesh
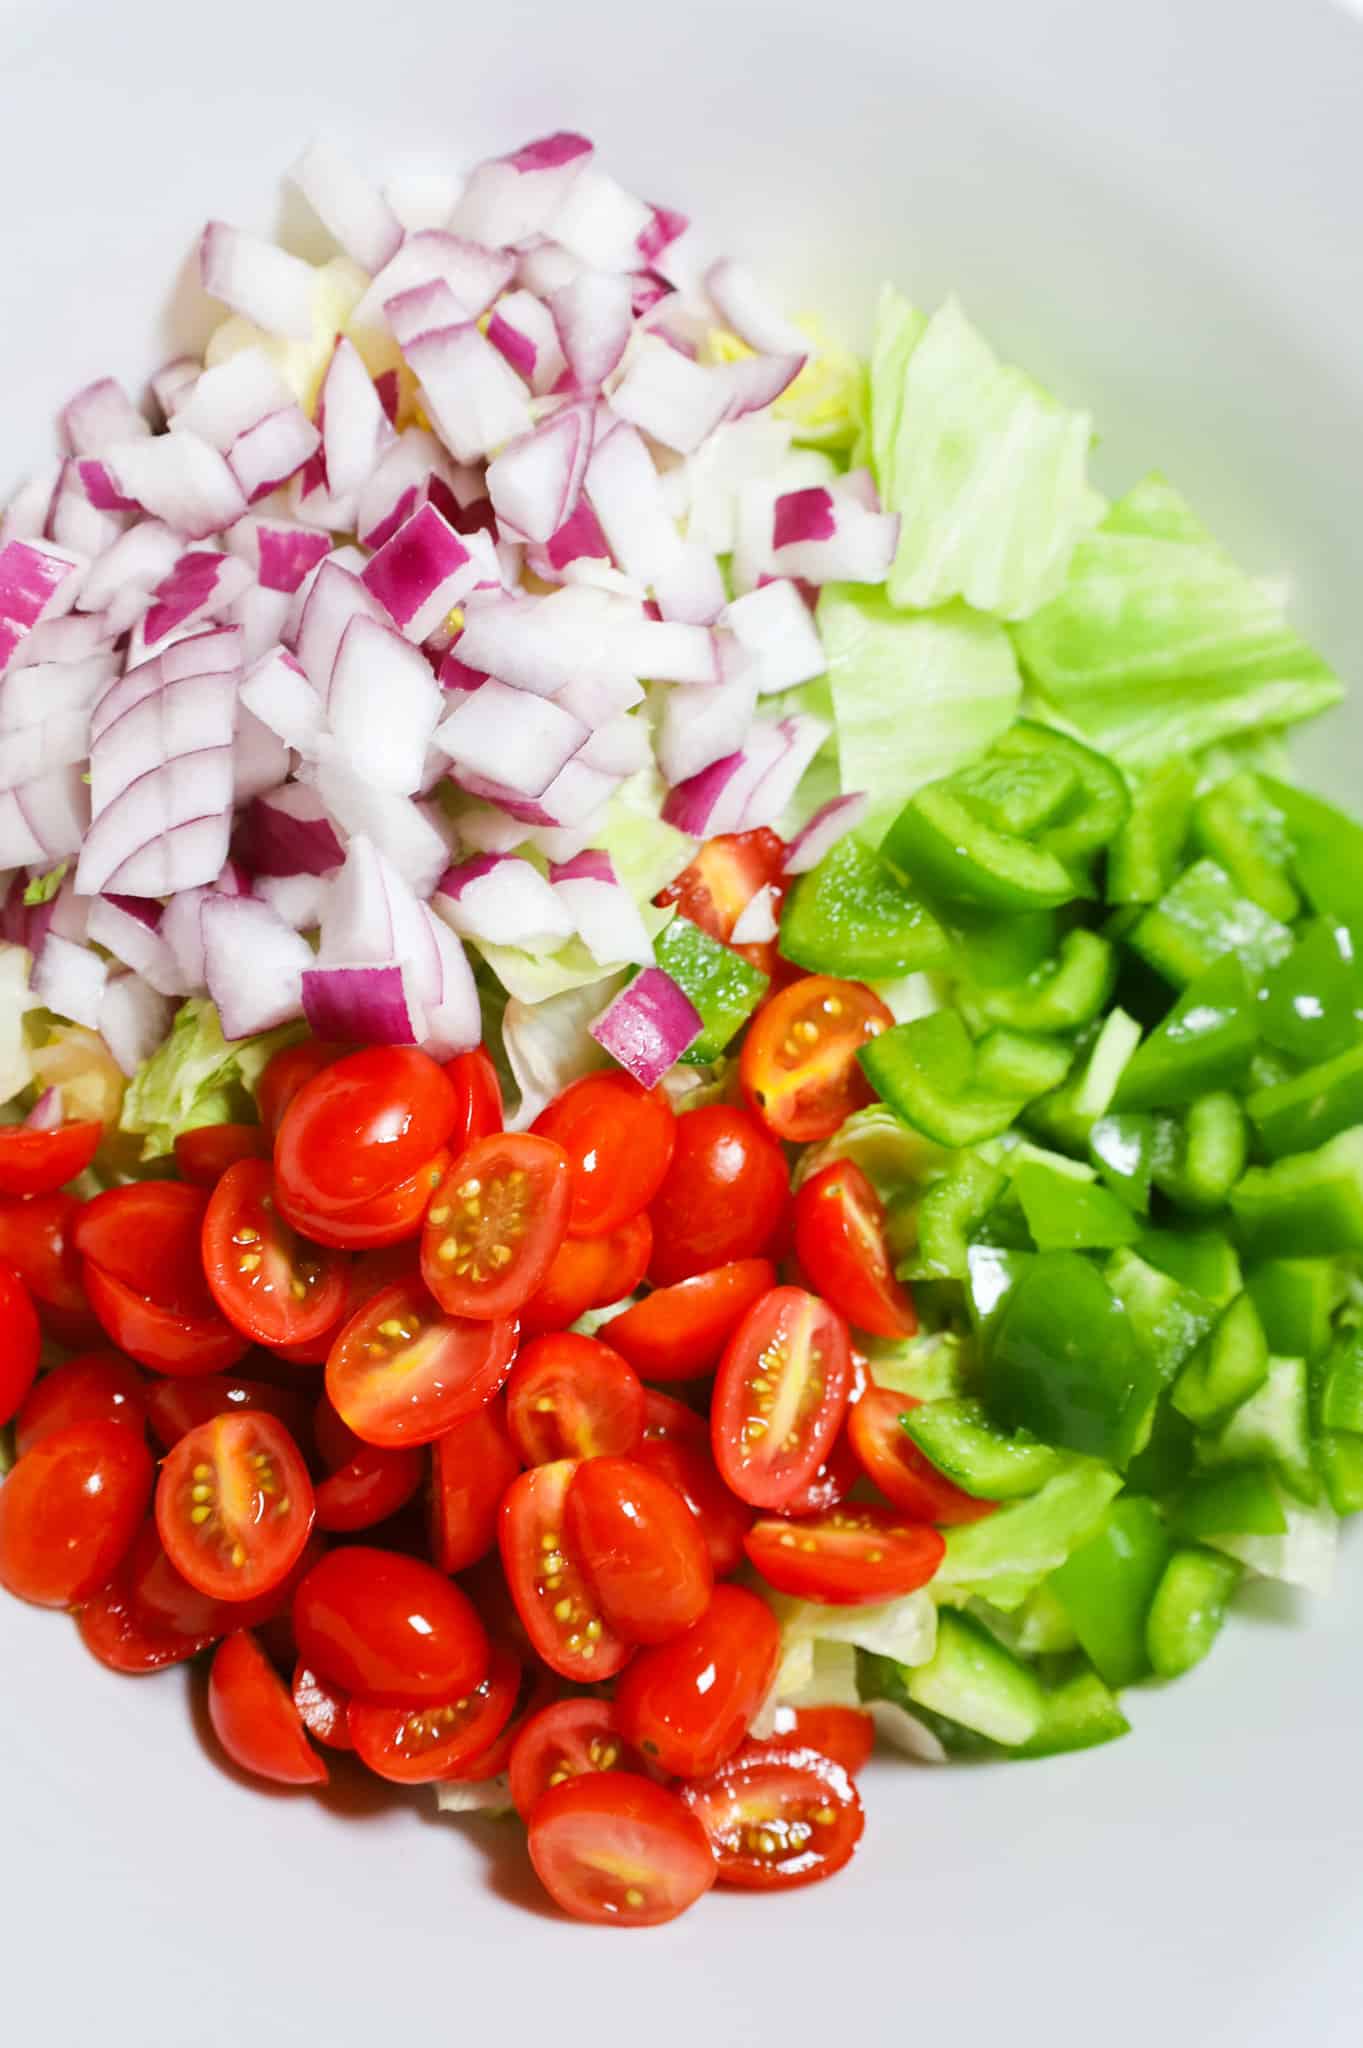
[602,1259,776,1381]
[326,1278,517,1448]
[0,1262,42,1425]
[613,1583,780,1779]
[533,1072,675,1238]
[0,1419,153,1608]
[292,1544,489,1703]
[156,1413,315,1604]
[292,1661,354,1750]
[848,1386,996,1525]
[499,1461,632,1684]
[347,1646,521,1783]
[794,1159,917,1340]
[509,1698,651,1821]
[421,1132,571,1320]
[520,1213,652,1335]
[203,1159,350,1347]
[208,1630,328,1786]
[16,1350,146,1455]
[740,975,892,1142]
[711,1286,853,1510]
[274,1046,459,1217]
[646,1107,789,1286]
[745,1504,946,1604]
[0,1118,101,1197]
[428,1399,521,1574]
[505,1332,644,1465]
[528,1772,717,1927]
[680,1741,864,1890]
[657,828,787,974]
[565,1456,712,1645]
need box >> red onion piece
[225,516,331,594]
[61,378,150,458]
[590,967,700,1087]
[77,520,181,616]
[31,934,108,1029]
[239,643,327,758]
[771,480,900,585]
[85,895,188,997]
[49,462,131,560]
[360,502,478,643]
[291,139,403,277]
[236,782,344,877]
[319,338,396,501]
[638,205,689,269]
[738,714,833,831]
[229,406,321,502]
[171,350,293,454]
[25,1087,64,1132]
[103,433,246,543]
[99,973,173,1077]
[729,882,779,946]
[308,763,449,896]
[2,468,61,547]
[610,337,730,454]
[142,551,253,648]
[449,132,593,249]
[486,291,567,397]
[151,358,200,424]
[552,168,653,273]
[418,908,480,1059]
[437,677,587,799]
[657,653,759,788]
[486,406,592,547]
[551,862,653,968]
[199,222,316,341]
[0,539,85,667]
[358,230,514,330]
[722,578,826,694]
[303,962,423,1044]
[550,271,634,391]
[783,793,870,874]
[384,278,468,351]
[434,854,573,951]
[705,260,807,357]
[293,559,389,696]
[402,325,533,465]
[329,615,443,794]
[202,894,313,1039]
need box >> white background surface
[3,1,1363,2041]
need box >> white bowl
[4,2,1362,2040]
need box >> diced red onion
[329,615,442,794]
[0,539,85,668]
[0,656,108,794]
[517,243,584,297]
[455,586,626,699]
[150,357,201,423]
[360,502,478,642]
[402,325,533,465]
[103,433,246,543]
[358,231,514,329]
[384,279,468,350]
[584,424,682,585]
[233,697,291,803]
[171,349,293,455]
[99,973,173,1076]
[576,714,651,779]
[25,1087,63,1131]
[683,416,793,554]
[239,643,327,757]
[486,290,567,397]
[225,516,331,595]
[202,894,312,1039]
[610,337,730,454]
[590,966,700,1086]
[48,463,130,560]
[384,170,461,233]
[31,933,108,1029]
[61,378,150,458]
[0,768,90,869]
[705,260,808,357]
[76,520,181,617]
[552,859,653,967]
[722,578,826,695]
[199,222,316,341]
[783,792,869,874]
[229,406,321,503]
[434,853,573,951]
[551,168,653,273]
[637,205,688,269]
[739,713,833,830]
[2,468,61,547]
[85,894,188,996]
[486,406,593,548]
[236,781,344,877]
[541,498,611,572]
[550,271,634,391]
[73,460,140,515]
[141,550,254,648]
[450,133,593,249]
[716,351,807,422]
[525,755,620,829]
[437,677,587,799]
[302,962,422,1045]
[661,708,821,839]
[292,559,389,695]
[657,650,759,787]
[729,881,779,946]
[552,665,643,731]
[318,338,395,501]
[284,451,357,534]
[652,542,726,627]
[308,762,449,896]
[771,481,900,585]
[291,139,404,277]
[253,871,330,931]
[418,908,480,1058]
[732,453,839,592]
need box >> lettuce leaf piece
[501,973,626,1129]
[934,1459,1123,1609]
[1013,474,1344,768]
[870,289,1103,620]
[477,903,673,1005]
[817,585,1022,839]
[119,999,302,1160]
[1206,1484,1338,1594]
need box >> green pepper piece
[900,1398,1061,1500]
[972,1028,1073,1101]
[1314,1330,1363,1435]
[902,1611,1046,1747]
[1198,1354,1317,1503]
[1071,1007,1142,1120]
[1316,1431,1363,1516]
[778,835,950,980]
[1231,1126,1363,1257]
[653,916,768,1065]
[951,907,1060,990]
[859,1011,1033,1147]
[989,720,1131,864]
[1089,1112,1156,1214]
[1257,919,1361,1067]
[1104,1247,1218,1382]
[906,1152,1009,1280]
[964,1245,1033,1333]
[1113,955,1259,1111]
[1047,1498,1171,1689]
[1124,1401,1197,1498]
[1246,1042,1363,1162]
[951,748,1080,837]
[966,929,1117,1034]
[1150,1092,1250,1215]
[881,780,1080,912]
[1258,775,1363,935]
[1146,1548,1242,1679]
[1107,757,1197,906]
[936,1461,1124,1610]
[1129,859,1293,990]
[1021,1072,1098,1157]
[1013,1159,1139,1252]
[1192,771,1301,922]
[1136,1224,1242,1305]
[1247,1258,1338,1361]
[1171,1291,1270,1426]
[1172,1463,1287,1538]
[1013,1656,1131,1757]
[982,1250,1159,1466]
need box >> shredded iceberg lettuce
[119,999,302,1160]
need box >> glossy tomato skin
[602,1259,776,1381]
[848,1387,996,1525]
[274,1047,458,1218]
[509,1697,650,1822]
[83,1262,252,1378]
[273,1149,450,1252]
[15,1350,146,1456]
[173,1122,270,1187]
[208,1631,328,1787]
[441,1661,560,1784]
[314,1442,426,1533]
[614,1584,780,1779]
[779,1430,861,1518]
[740,976,892,1143]
[566,1457,712,1645]
[646,1107,789,1287]
[711,1286,853,1510]
[292,1661,354,1750]
[257,1041,343,1139]
[347,1646,521,1784]
[533,1073,675,1238]
[292,1545,489,1704]
[745,1505,946,1604]
[77,1559,218,1675]
[794,1160,917,1340]
[499,1461,632,1684]
[505,1332,644,1465]
[635,1428,753,1580]
[0,1192,95,1331]
[657,829,787,975]
[421,1132,571,1320]
[763,1705,876,1778]
[528,1772,717,1927]
[325,1278,517,1448]
[0,1118,101,1197]
[0,1262,42,1425]
[74,1182,216,1315]
[679,1741,864,1890]
[202,1160,350,1348]
[0,1420,153,1607]
[143,1374,313,1455]
[443,1047,503,1153]
[156,1414,315,1604]
[519,1214,652,1335]
[428,1399,521,1574]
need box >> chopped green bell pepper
[1257,919,1361,1067]
[988,720,1131,864]
[1192,771,1301,923]
[1314,1330,1363,1435]
[964,1245,1033,1333]
[859,1010,1038,1147]
[906,1151,1009,1280]
[1258,775,1363,936]
[881,784,1080,913]
[973,1028,1073,1101]
[1113,954,1259,1111]
[1103,1247,1218,1381]
[1172,1463,1288,1539]
[1150,1092,1249,1214]
[936,1461,1124,1609]
[1135,1225,1242,1305]
[1146,1548,1242,1679]
[1124,1400,1197,1498]
[1013,1158,1139,1251]
[778,835,950,980]
[1246,1042,1363,1161]
[902,1610,1046,1747]
[1315,1431,1363,1516]
[900,1397,1061,1500]
[1106,757,1197,906]
[1247,1258,1338,1360]
[1013,1656,1131,1757]
[1198,1353,1317,1504]
[1129,859,1293,990]
[966,928,1116,1034]
[653,916,768,1065]
[1048,1498,1171,1689]
[982,1250,1160,1466]
[1089,1111,1157,1214]
[1171,1291,1269,1426]
[1231,1125,1363,1257]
